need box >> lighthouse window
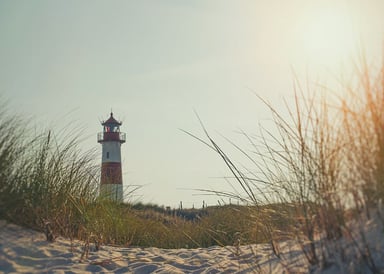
[106,152,109,159]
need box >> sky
[1,0,383,208]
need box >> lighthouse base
[100,184,123,202]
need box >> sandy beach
[0,220,309,273]
[1,217,384,273]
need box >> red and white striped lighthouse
[97,112,126,201]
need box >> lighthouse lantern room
[98,112,126,202]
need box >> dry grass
[188,54,384,271]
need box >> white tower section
[97,112,126,202]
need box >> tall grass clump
[193,55,384,271]
[192,88,345,264]
[0,109,100,241]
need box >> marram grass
[191,55,384,269]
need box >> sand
[1,216,383,273]
[0,220,308,273]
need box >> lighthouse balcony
[98,132,126,143]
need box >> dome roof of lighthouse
[102,112,122,125]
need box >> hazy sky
[1,1,383,208]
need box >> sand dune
[1,217,383,273]
[0,220,308,273]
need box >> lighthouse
[97,112,126,202]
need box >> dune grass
[190,55,384,271]
[0,113,99,240]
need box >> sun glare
[299,6,357,66]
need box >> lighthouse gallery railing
[97,132,126,143]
